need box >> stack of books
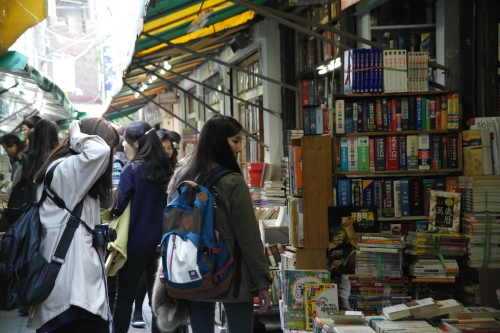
[338,275,410,316]
[355,234,404,277]
[439,317,500,332]
[409,278,457,301]
[459,284,481,306]
[463,212,500,267]
[312,312,366,333]
[459,175,500,267]
[260,180,286,208]
[405,231,468,256]
[408,258,459,281]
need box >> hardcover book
[375,137,386,171]
[337,179,351,206]
[348,137,358,172]
[428,190,461,232]
[351,178,363,206]
[382,179,395,217]
[335,99,345,134]
[418,134,431,170]
[409,177,424,215]
[407,135,419,170]
[358,136,370,172]
[386,135,399,171]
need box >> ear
[134,141,139,149]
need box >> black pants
[112,251,160,333]
[48,318,109,333]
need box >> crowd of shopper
[1,114,270,333]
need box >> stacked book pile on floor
[355,234,404,278]
[408,258,459,282]
[459,175,500,268]
[458,284,481,306]
[338,275,410,316]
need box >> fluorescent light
[164,60,171,70]
[318,67,327,75]
[134,92,140,98]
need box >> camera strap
[41,162,86,264]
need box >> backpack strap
[39,162,86,265]
[202,166,232,188]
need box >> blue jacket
[112,162,168,253]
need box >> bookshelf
[238,98,264,185]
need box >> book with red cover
[386,135,399,171]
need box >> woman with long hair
[25,119,60,181]
[27,118,119,332]
[112,120,173,333]
[165,114,271,333]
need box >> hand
[68,120,81,138]
[256,289,270,314]
[2,180,9,188]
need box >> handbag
[0,162,88,310]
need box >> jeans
[112,251,160,333]
[187,300,254,333]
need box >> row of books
[355,234,404,278]
[334,94,460,134]
[336,176,460,218]
[462,211,500,267]
[338,133,460,173]
[343,49,434,94]
[303,107,333,135]
[298,23,341,72]
[405,232,468,256]
[301,78,329,107]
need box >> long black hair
[157,130,178,169]
[35,117,119,208]
[26,119,60,180]
[124,120,172,184]
[170,114,242,192]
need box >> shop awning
[0,51,83,133]
[103,0,267,120]
[0,0,46,57]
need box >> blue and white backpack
[159,167,237,299]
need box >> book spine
[448,133,459,168]
[391,98,397,131]
[358,136,370,171]
[369,138,376,171]
[386,135,399,171]
[409,177,424,215]
[345,103,353,133]
[382,179,395,217]
[337,179,351,206]
[396,97,402,131]
[435,95,442,130]
[375,137,387,171]
[335,99,345,134]
[418,134,431,170]
[375,98,383,131]
[394,180,402,218]
[368,102,376,131]
[441,94,448,130]
[408,96,416,130]
[423,178,434,216]
[310,108,317,134]
[356,102,363,132]
[340,137,348,172]
[434,178,446,191]
[452,93,460,129]
[303,107,311,135]
[316,107,324,135]
[398,135,407,170]
[430,134,442,170]
[352,102,358,132]
[401,178,410,217]
[323,107,331,135]
[382,98,389,131]
[421,96,427,130]
[348,137,358,172]
[362,102,369,132]
[429,97,436,129]
[374,180,383,217]
[416,96,423,130]
[447,93,454,129]
[302,80,310,106]
[441,134,449,169]
[401,97,409,130]
[351,178,363,206]
[363,179,375,206]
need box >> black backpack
[0,162,85,310]
[4,155,36,225]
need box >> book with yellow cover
[304,282,339,330]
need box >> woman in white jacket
[28,118,119,333]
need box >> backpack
[4,155,36,225]
[0,162,85,310]
[159,166,238,299]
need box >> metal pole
[140,31,326,101]
[122,82,199,133]
[136,60,281,118]
[137,64,268,150]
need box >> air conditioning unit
[159,91,180,105]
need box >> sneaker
[131,318,146,328]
